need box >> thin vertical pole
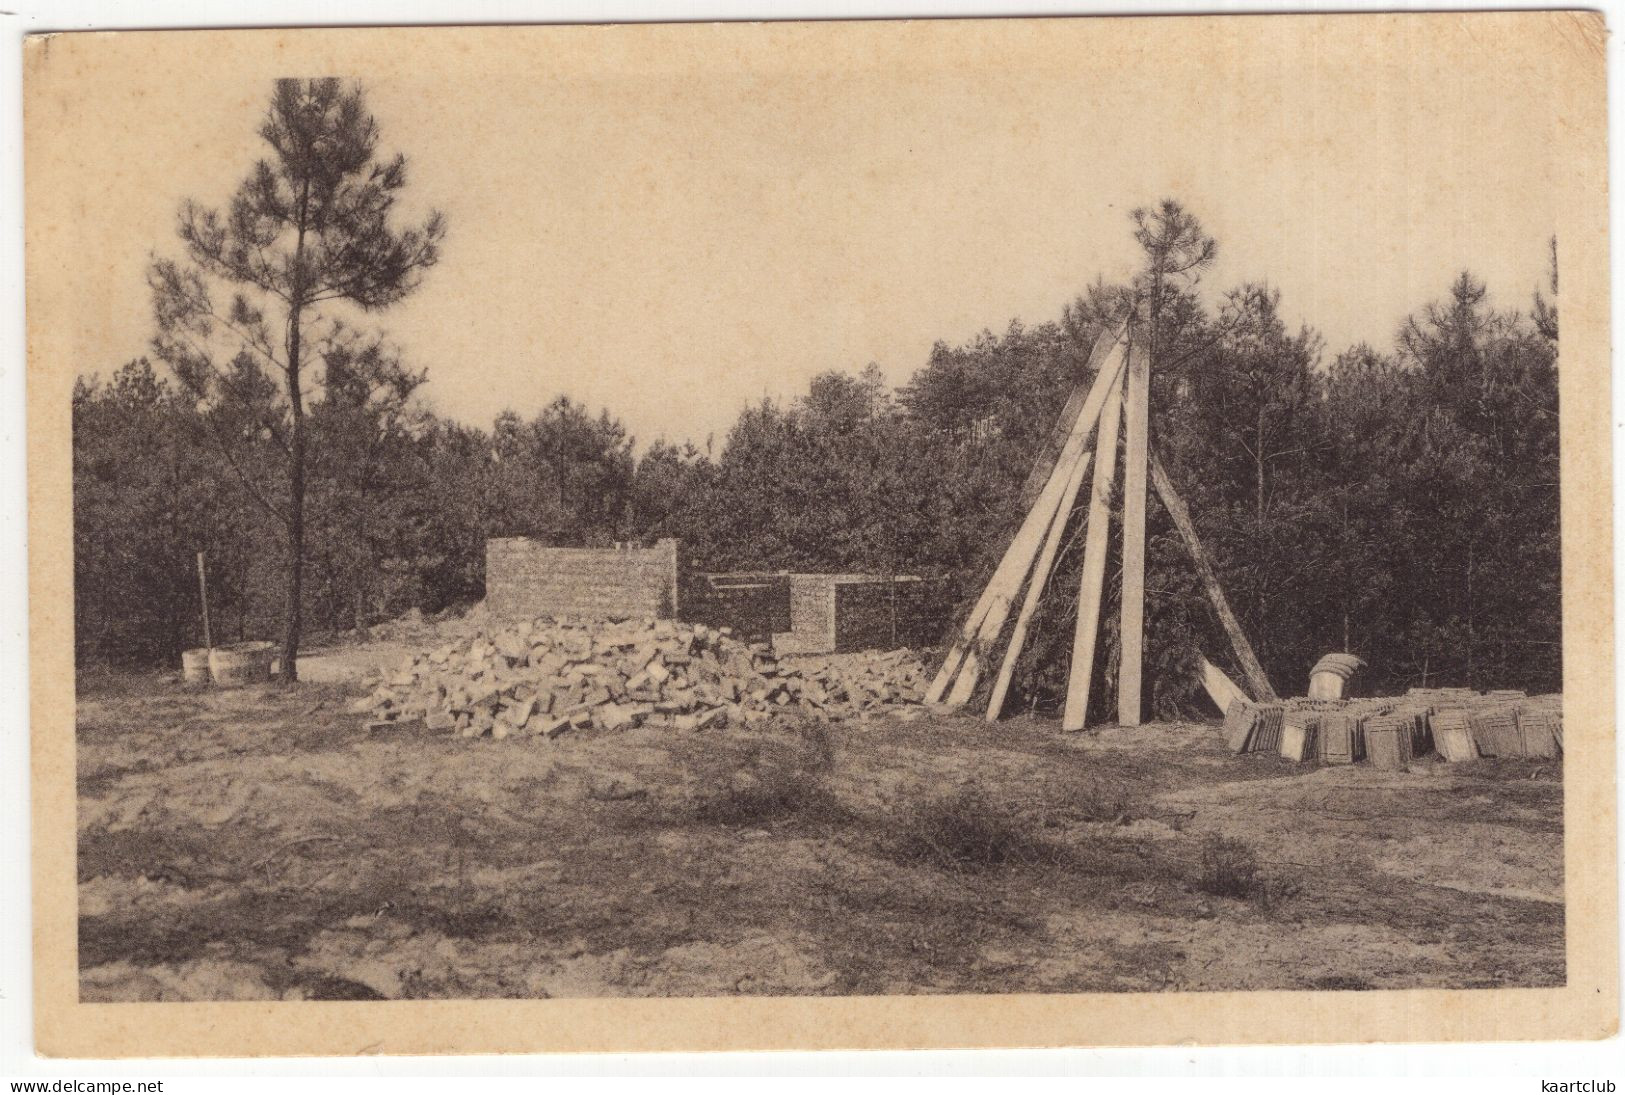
[1061,373,1125,731]
[196,551,213,651]
[1118,338,1150,725]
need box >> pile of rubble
[356,616,927,739]
[1226,688,1563,769]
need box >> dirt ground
[76,650,1565,1001]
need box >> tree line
[72,80,1561,717]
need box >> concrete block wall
[485,536,950,653]
[772,575,843,654]
[485,537,680,620]
[683,573,792,642]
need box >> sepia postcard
[26,13,1616,1056]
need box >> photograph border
[26,13,1618,1056]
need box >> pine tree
[148,79,445,680]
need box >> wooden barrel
[181,647,211,685]
[209,641,275,687]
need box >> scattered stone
[360,616,928,741]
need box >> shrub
[1197,834,1262,899]
[888,789,1066,873]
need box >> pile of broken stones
[357,616,927,739]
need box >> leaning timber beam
[1149,452,1278,702]
[1015,325,1124,511]
[943,341,1127,706]
[1060,373,1125,731]
[1117,335,1150,726]
[984,444,1095,721]
[1199,655,1250,713]
[926,419,1084,704]
[927,339,1127,706]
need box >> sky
[37,17,1565,450]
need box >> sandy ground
[75,654,1564,1001]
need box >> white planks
[934,322,1275,733]
[926,340,1126,707]
[1060,372,1125,731]
[1199,656,1249,714]
[1117,341,1150,725]
[984,445,1094,721]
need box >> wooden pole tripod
[934,322,1276,728]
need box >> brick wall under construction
[772,575,839,654]
[682,573,792,642]
[485,538,680,621]
[775,574,953,654]
[484,538,950,652]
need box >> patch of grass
[885,789,1067,873]
[1195,834,1302,911]
[681,717,846,829]
[300,975,389,1000]
[1454,757,1564,784]
[691,764,845,828]
[77,889,382,969]
[1050,778,1141,825]
[1197,834,1262,899]
[391,896,515,941]
[78,822,277,885]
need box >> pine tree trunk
[278,177,314,685]
[279,302,305,683]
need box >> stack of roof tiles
[1225,700,1285,754]
[1225,688,1562,768]
[1429,708,1477,762]
[1279,711,1320,762]
[1364,712,1417,770]
[1318,710,1366,765]
[1467,706,1522,758]
[1223,699,1257,753]
[1517,694,1564,757]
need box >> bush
[888,789,1066,873]
[1197,834,1262,899]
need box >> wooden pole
[942,343,1127,706]
[1015,325,1123,511]
[942,435,1091,708]
[1149,453,1278,701]
[984,444,1094,721]
[1199,655,1249,713]
[1117,337,1150,725]
[1060,375,1125,731]
[196,551,213,651]
[926,339,1126,705]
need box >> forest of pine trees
[74,248,1561,715]
[75,80,1559,715]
